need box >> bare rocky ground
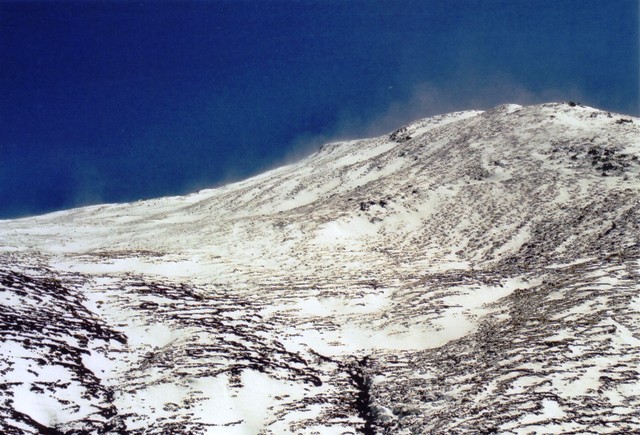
[0,102,638,434]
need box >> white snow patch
[520,399,566,425]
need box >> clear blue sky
[1,0,638,218]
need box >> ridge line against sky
[1,0,638,219]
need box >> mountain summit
[1,102,639,434]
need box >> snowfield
[1,102,639,433]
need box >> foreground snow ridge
[1,102,639,434]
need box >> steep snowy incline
[0,102,639,434]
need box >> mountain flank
[0,102,639,434]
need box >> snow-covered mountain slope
[1,102,639,434]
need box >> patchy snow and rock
[1,102,639,433]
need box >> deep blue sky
[1,1,638,218]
